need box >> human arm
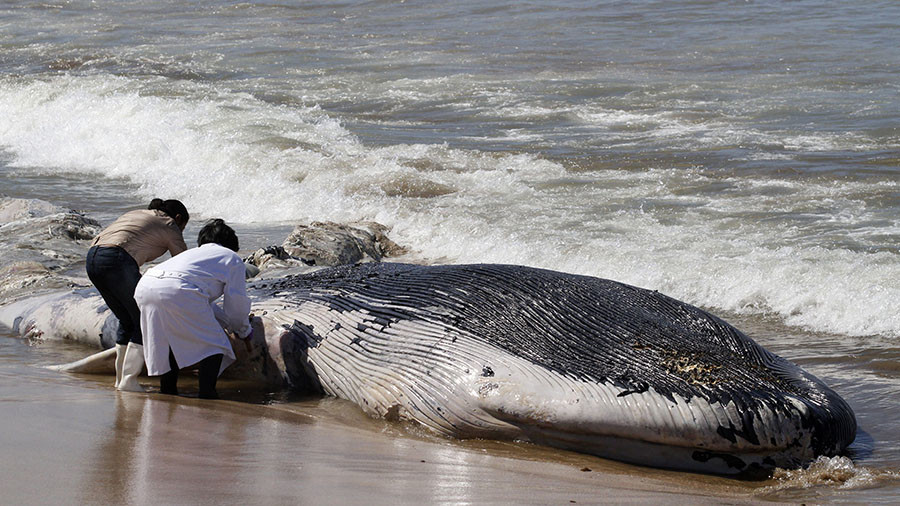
[221,254,252,339]
[168,231,188,257]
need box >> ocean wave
[574,107,882,154]
[1,74,897,339]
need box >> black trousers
[160,349,223,399]
[85,246,142,346]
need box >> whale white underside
[0,289,823,475]
[256,295,817,475]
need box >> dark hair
[148,198,189,225]
[197,219,239,252]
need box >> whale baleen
[0,261,856,475]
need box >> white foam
[768,456,900,491]
[1,74,898,339]
[573,105,880,154]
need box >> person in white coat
[134,219,252,399]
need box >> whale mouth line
[503,423,794,475]
[476,383,813,452]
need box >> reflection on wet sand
[2,337,763,504]
[64,391,755,504]
[88,394,295,504]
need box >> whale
[0,261,857,476]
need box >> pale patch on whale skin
[0,289,113,346]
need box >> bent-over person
[86,198,189,392]
[134,219,252,399]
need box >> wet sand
[0,335,773,505]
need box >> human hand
[240,326,254,353]
[242,313,255,339]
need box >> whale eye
[482,366,495,377]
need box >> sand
[0,335,775,505]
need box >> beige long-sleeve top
[91,209,187,266]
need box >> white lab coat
[134,243,251,376]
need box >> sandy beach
[1,334,778,505]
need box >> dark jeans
[85,246,143,346]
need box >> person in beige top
[86,198,189,392]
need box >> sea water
[1,1,899,501]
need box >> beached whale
[0,262,856,475]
